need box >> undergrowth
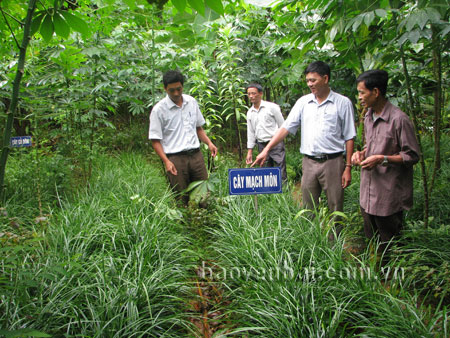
[208,194,448,337]
[1,134,449,337]
[1,153,194,337]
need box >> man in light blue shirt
[253,61,355,220]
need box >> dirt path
[187,260,233,337]
[183,207,235,337]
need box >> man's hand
[351,150,365,166]
[164,160,177,175]
[342,167,351,188]
[252,149,268,167]
[246,150,253,165]
[209,143,218,157]
[361,155,383,170]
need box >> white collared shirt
[149,94,205,154]
[283,90,356,156]
[246,100,284,149]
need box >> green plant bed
[208,194,448,337]
[392,223,450,306]
[2,150,72,220]
[1,153,194,337]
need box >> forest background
[0,0,449,337]
[1,0,449,223]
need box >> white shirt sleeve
[247,109,256,149]
[193,99,205,127]
[283,97,303,135]
[149,106,163,140]
[340,98,356,141]
[272,104,285,128]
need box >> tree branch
[0,6,21,49]
[0,6,24,25]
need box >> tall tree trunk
[400,45,429,228]
[430,25,442,196]
[0,0,38,202]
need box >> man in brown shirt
[352,70,420,257]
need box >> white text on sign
[232,172,279,189]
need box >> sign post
[228,167,282,211]
[10,136,32,148]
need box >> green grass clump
[1,153,194,337]
[2,149,72,223]
[209,193,447,337]
[392,223,450,305]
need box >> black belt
[257,141,269,146]
[167,148,200,157]
[306,152,343,162]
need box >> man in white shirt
[253,61,355,218]
[149,70,217,205]
[246,83,287,182]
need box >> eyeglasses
[247,91,260,97]
[167,86,182,94]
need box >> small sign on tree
[10,136,32,148]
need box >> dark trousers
[361,207,403,260]
[257,141,287,182]
[166,150,208,205]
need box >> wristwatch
[382,155,388,166]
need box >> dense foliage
[1,0,448,217]
[1,154,195,336]
[0,0,449,336]
[1,147,449,336]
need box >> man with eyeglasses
[149,70,217,205]
[245,82,287,182]
[253,61,356,236]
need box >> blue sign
[10,136,32,148]
[229,167,282,195]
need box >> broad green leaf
[406,9,432,31]
[329,211,348,219]
[416,10,429,30]
[60,11,90,37]
[398,29,421,45]
[205,0,224,15]
[123,0,136,9]
[194,6,220,25]
[440,25,450,37]
[329,25,338,42]
[177,28,195,38]
[408,29,420,44]
[53,12,70,39]
[364,11,375,27]
[83,46,102,56]
[188,0,205,15]
[40,14,54,42]
[171,0,187,13]
[398,32,408,46]
[30,13,45,36]
[425,7,442,24]
[185,179,204,193]
[380,0,390,8]
[352,15,364,32]
[375,9,387,18]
